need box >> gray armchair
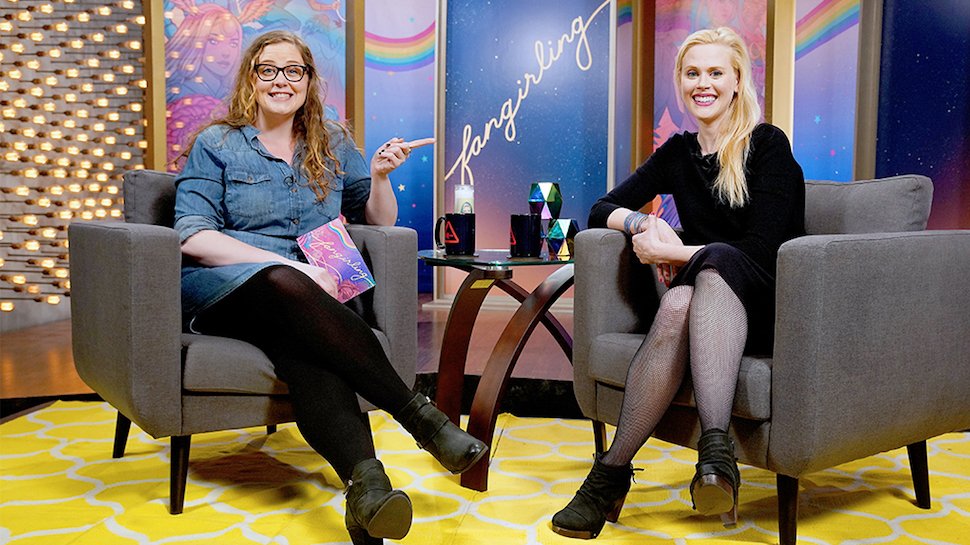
[69,169,417,514]
[572,175,970,545]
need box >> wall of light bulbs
[0,0,147,324]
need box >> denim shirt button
[291,218,300,225]
[285,176,294,185]
[290,187,298,194]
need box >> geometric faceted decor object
[528,182,563,220]
[546,218,579,259]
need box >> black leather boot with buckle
[551,454,634,539]
[396,393,488,474]
[690,428,741,527]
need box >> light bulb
[1,302,14,312]
[46,295,61,305]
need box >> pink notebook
[297,217,376,303]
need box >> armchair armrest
[573,229,661,416]
[68,221,183,437]
[769,230,970,475]
[346,224,417,389]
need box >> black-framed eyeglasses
[254,64,309,82]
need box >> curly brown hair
[177,30,346,201]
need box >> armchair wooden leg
[906,441,931,509]
[592,420,608,454]
[170,435,191,515]
[777,474,799,545]
[113,412,132,459]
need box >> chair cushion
[804,175,932,235]
[123,169,177,227]
[182,330,391,394]
[588,333,773,421]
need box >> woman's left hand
[371,137,434,177]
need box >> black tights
[192,265,416,482]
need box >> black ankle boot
[345,459,412,541]
[551,455,634,539]
[690,428,740,526]
[396,393,488,474]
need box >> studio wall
[0,0,147,330]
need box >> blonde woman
[175,31,485,545]
[552,27,805,539]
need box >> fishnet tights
[601,284,692,466]
[689,269,747,432]
[601,268,747,466]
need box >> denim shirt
[174,123,371,330]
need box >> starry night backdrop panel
[442,0,612,253]
[364,0,437,291]
[792,0,859,182]
[876,0,970,229]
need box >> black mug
[435,213,476,255]
[509,213,543,257]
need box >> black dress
[588,123,806,354]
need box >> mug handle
[434,216,446,249]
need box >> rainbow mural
[365,22,435,71]
[617,0,632,26]
[795,0,860,60]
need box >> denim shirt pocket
[224,167,276,226]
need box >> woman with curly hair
[174,30,486,545]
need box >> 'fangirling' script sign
[444,0,610,186]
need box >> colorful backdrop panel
[651,0,767,228]
[364,0,437,291]
[876,0,970,228]
[440,0,613,292]
[164,0,348,171]
[792,0,859,182]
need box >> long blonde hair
[674,27,761,207]
[180,30,345,201]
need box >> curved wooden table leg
[494,278,572,360]
[461,264,574,491]
[434,267,509,424]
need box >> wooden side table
[418,249,574,491]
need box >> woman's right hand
[632,215,682,286]
[290,262,338,298]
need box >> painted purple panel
[651,0,767,228]
[164,0,347,171]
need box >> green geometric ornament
[546,218,579,259]
[528,181,563,220]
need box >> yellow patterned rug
[1,401,968,544]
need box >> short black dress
[588,124,806,355]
